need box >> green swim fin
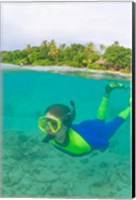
[105,81,129,95]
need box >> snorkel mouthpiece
[42,125,67,143]
[42,134,56,143]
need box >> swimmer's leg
[102,99,131,140]
[97,82,128,121]
[97,96,108,121]
[103,117,125,140]
[118,98,131,120]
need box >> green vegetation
[1,40,131,73]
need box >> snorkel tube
[70,100,76,121]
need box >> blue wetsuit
[72,116,124,150]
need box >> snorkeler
[38,82,131,156]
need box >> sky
[1,2,132,50]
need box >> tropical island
[1,40,131,74]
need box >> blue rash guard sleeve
[72,123,109,150]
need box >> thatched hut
[95,57,106,66]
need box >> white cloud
[1,2,132,50]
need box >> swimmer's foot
[105,82,129,97]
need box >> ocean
[1,64,132,198]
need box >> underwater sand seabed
[1,63,132,198]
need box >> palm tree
[40,40,48,48]
[84,42,95,54]
[113,41,120,46]
[39,40,49,58]
[99,44,106,54]
[25,44,32,53]
[48,40,58,59]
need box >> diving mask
[38,115,62,134]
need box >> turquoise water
[2,66,132,197]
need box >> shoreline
[1,63,131,78]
